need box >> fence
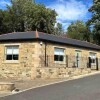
[39,55,99,70]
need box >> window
[54,48,65,62]
[89,52,96,63]
[5,46,19,60]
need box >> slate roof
[0,31,100,50]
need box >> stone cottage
[0,31,100,79]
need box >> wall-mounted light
[40,41,43,46]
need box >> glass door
[75,50,81,68]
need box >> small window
[54,48,65,62]
[5,46,19,60]
[89,52,96,63]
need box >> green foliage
[0,9,3,34]
[87,0,100,44]
[54,23,64,36]
[67,20,91,42]
[0,10,10,34]
[0,0,57,34]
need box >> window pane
[54,55,59,61]
[90,52,96,59]
[91,59,95,63]
[6,47,13,54]
[93,59,95,63]
[54,48,64,55]
[13,47,19,54]
[6,55,12,60]
[13,55,18,60]
[59,55,64,61]
[54,48,60,55]
[90,52,96,63]
[59,50,64,55]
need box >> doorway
[75,50,81,68]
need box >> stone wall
[35,67,92,79]
[39,42,100,69]
[0,41,40,79]
[34,42,100,79]
[0,40,100,79]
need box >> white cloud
[47,0,90,30]
[0,0,11,7]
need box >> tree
[1,0,57,34]
[54,23,64,36]
[67,20,91,42]
[30,4,57,34]
[87,0,100,44]
[0,10,10,34]
[0,9,3,34]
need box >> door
[89,52,96,69]
[75,50,81,68]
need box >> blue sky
[0,0,93,30]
